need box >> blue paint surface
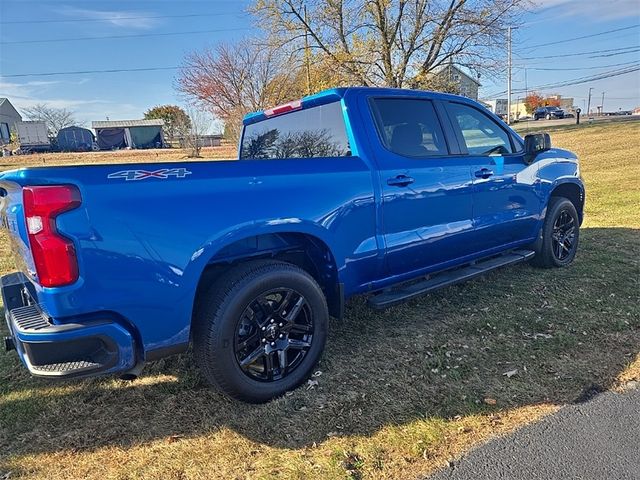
[0,87,584,378]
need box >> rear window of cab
[240,102,351,159]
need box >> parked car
[1,87,585,402]
[534,106,565,120]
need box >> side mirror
[523,133,551,164]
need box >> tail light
[23,185,81,287]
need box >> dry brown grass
[0,121,639,480]
[0,144,237,172]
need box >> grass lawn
[1,121,639,480]
[0,144,238,171]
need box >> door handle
[474,168,494,179]
[387,174,415,187]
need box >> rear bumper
[2,272,137,378]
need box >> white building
[0,98,23,145]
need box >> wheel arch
[192,230,343,322]
[549,181,585,223]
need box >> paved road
[429,384,640,480]
[512,114,638,132]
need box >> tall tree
[524,92,544,113]
[524,92,561,113]
[543,96,561,107]
[22,104,77,135]
[177,40,302,142]
[144,105,191,142]
[252,0,527,88]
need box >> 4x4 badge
[107,168,192,181]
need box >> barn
[92,119,165,150]
[56,126,95,152]
[0,98,23,145]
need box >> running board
[368,249,535,309]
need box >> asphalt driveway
[429,383,640,480]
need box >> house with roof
[0,98,23,145]
[433,65,481,101]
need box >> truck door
[443,101,541,252]
[367,96,477,278]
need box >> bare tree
[180,107,212,158]
[252,0,528,88]
[22,104,78,135]
[177,39,303,143]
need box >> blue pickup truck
[1,88,584,402]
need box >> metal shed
[92,119,165,150]
[56,126,95,152]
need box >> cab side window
[371,98,448,158]
[448,103,514,156]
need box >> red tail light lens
[264,99,302,117]
[23,185,81,287]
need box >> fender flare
[180,218,341,304]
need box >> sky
[0,0,638,129]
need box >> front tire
[531,197,580,268]
[193,260,328,403]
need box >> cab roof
[241,87,470,126]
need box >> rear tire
[193,260,328,403]
[531,197,580,268]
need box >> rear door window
[370,98,448,157]
[240,101,350,159]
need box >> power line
[520,60,640,71]
[4,59,639,81]
[1,67,182,78]
[573,96,638,100]
[0,27,249,45]
[533,65,640,90]
[487,64,640,97]
[0,12,242,25]
[1,58,312,78]
[517,46,640,60]
[520,24,640,50]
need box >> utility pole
[601,91,605,116]
[587,87,593,116]
[524,68,528,121]
[303,5,312,96]
[507,26,512,124]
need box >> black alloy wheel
[551,209,577,262]
[193,260,328,403]
[235,288,314,382]
[531,196,580,268]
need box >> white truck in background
[483,99,509,121]
[15,121,50,154]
